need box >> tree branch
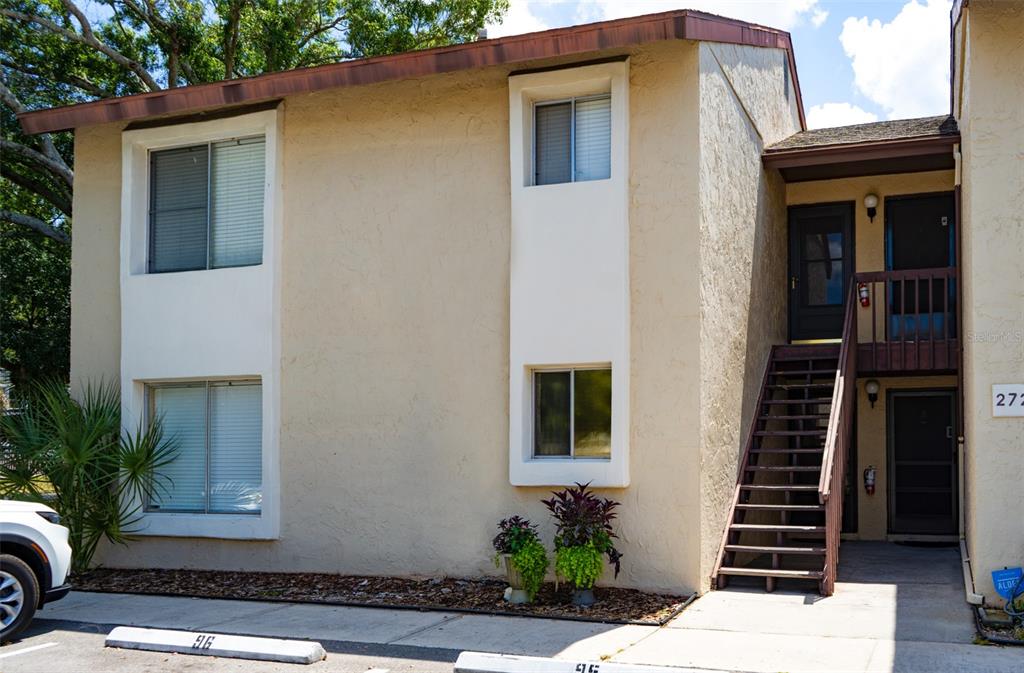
[0,210,70,246]
[0,139,74,187]
[0,58,109,98]
[1,166,72,217]
[0,80,69,173]
[1,8,161,91]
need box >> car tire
[0,554,39,643]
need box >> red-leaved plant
[542,482,622,577]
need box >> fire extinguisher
[858,282,871,308]
[863,465,877,495]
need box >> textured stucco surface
[696,42,798,590]
[69,39,802,595]
[956,1,1024,604]
[69,123,124,395]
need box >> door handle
[946,426,954,439]
[791,276,799,289]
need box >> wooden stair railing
[818,283,857,596]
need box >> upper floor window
[533,94,611,186]
[149,136,265,273]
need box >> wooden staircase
[711,344,841,594]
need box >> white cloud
[488,1,829,38]
[486,0,550,38]
[839,0,951,119]
[807,102,879,129]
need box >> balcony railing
[853,267,958,373]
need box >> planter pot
[501,554,530,604]
[571,589,596,607]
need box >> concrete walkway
[28,542,1024,672]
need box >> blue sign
[992,567,1024,601]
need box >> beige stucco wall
[696,43,798,589]
[74,40,775,593]
[68,123,125,395]
[956,1,1024,604]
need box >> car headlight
[36,511,61,525]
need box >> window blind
[150,385,208,512]
[149,146,209,273]
[148,136,265,273]
[573,96,611,182]
[210,138,265,268]
[534,102,572,186]
[209,382,263,513]
[147,381,262,515]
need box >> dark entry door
[788,203,854,341]
[886,193,956,339]
[888,390,958,535]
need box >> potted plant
[543,482,623,607]
[492,516,549,604]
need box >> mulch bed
[73,568,692,625]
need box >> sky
[485,0,954,129]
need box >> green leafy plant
[554,541,604,590]
[543,482,623,591]
[0,379,177,572]
[492,516,549,600]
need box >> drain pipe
[954,148,984,608]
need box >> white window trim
[508,61,630,488]
[120,108,282,539]
[531,366,612,460]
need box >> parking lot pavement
[0,619,458,673]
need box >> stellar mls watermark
[966,329,1024,362]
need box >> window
[533,94,611,185]
[534,368,611,459]
[149,137,265,273]
[147,380,262,514]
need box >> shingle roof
[767,115,958,152]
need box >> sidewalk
[30,543,1024,672]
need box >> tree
[0,0,508,385]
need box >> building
[17,3,1022,603]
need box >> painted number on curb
[192,635,216,650]
[574,665,600,673]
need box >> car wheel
[0,554,39,643]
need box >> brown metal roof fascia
[762,134,960,170]
[18,9,805,134]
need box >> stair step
[769,369,836,377]
[717,567,824,579]
[762,398,833,405]
[740,484,819,491]
[757,411,827,417]
[745,465,822,472]
[755,430,827,436]
[730,523,826,533]
[751,448,824,454]
[725,544,826,555]
[735,503,825,511]
[766,384,835,390]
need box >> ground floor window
[533,367,611,459]
[147,380,262,514]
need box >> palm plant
[0,380,177,572]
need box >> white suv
[0,500,72,641]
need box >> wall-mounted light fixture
[865,379,880,408]
[864,194,879,222]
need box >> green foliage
[510,538,548,599]
[0,380,177,572]
[492,515,539,555]
[554,542,604,591]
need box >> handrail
[817,281,857,596]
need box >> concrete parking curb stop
[104,626,326,664]
[453,651,728,673]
